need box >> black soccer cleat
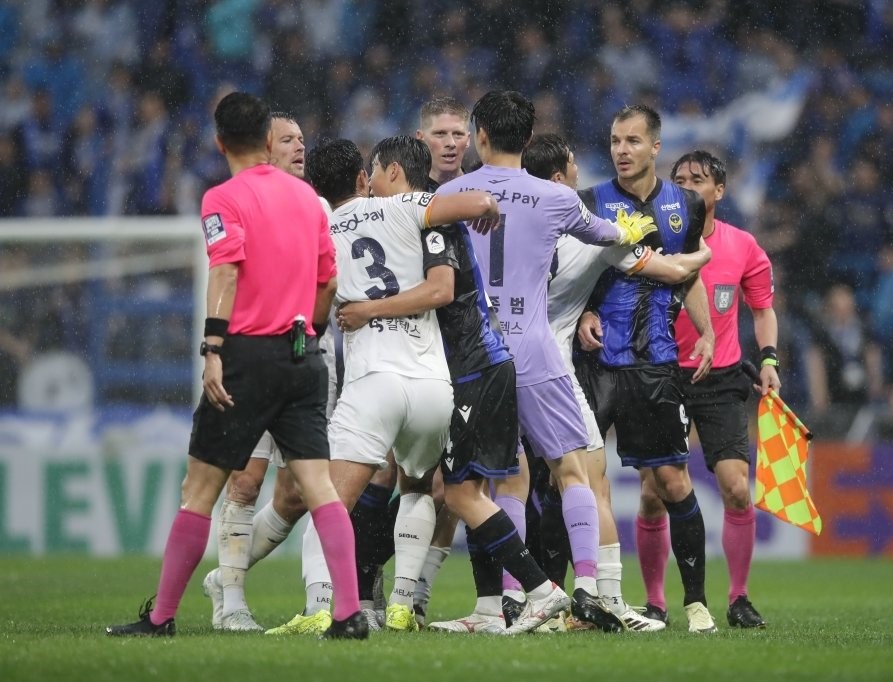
[321,611,370,640]
[640,602,670,625]
[727,596,766,628]
[501,594,526,629]
[106,597,175,637]
[570,589,623,633]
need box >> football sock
[636,514,669,611]
[351,482,394,567]
[390,493,436,608]
[248,501,294,566]
[539,484,571,588]
[561,484,599,579]
[597,543,625,613]
[494,494,526,592]
[664,490,707,606]
[723,504,756,603]
[414,545,451,610]
[312,501,360,620]
[472,510,549,593]
[301,519,332,615]
[151,509,211,624]
[474,595,502,617]
[467,525,502,598]
[217,500,254,617]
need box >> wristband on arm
[204,317,229,338]
[760,345,779,369]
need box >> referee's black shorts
[680,363,753,472]
[189,333,329,471]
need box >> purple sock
[561,485,599,578]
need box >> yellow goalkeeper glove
[614,209,657,245]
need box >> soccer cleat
[564,614,596,631]
[570,589,623,633]
[219,608,263,632]
[372,565,386,613]
[321,611,369,640]
[534,610,568,633]
[265,609,333,636]
[106,597,175,637]
[635,602,670,625]
[412,602,427,629]
[614,605,666,632]
[361,607,383,631]
[727,596,767,628]
[385,603,420,632]
[501,593,526,628]
[685,601,718,633]
[502,584,571,635]
[427,612,505,634]
[202,570,223,629]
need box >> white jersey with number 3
[330,193,450,385]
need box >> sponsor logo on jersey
[714,284,736,313]
[202,213,226,245]
[668,213,683,233]
[660,201,681,211]
[330,208,385,234]
[577,198,592,224]
[605,201,630,211]
[426,231,445,254]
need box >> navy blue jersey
[580,178,705,367]
[423,178,512,382]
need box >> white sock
[597,543,625,613]
[248,501,295,567]
[528,580,555,600]
[301,519,332,615]
[574,575,599,596]
[390,493,436,608]
[218,500,254,617]
[413,545,451,609]
[474,596,502,616]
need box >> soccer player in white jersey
[201,111,338,632]
[269,136,501,633]
[522,133,711,631]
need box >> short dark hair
[522,133,571,180]
[270,110,298,125]
[214,92,271,154]
[371,135,432,192]
[471,90,535,155]
[419,96,469,129]
[671,150,727,186]
[306,138,363,205]
[612,104,661,141]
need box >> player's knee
[227,471,263,505]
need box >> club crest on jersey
[426,231,445,254]
[668,213,683,233]
[202,213,226,245]
[714,284,736,313]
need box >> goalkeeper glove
[614,209,657,245]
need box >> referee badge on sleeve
[714,284,736,313]
[202,213,226,245]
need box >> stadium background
[0,1,891,559]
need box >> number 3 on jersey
[351,237,399,300]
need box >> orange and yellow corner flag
[754,391,823,535]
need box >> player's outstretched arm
[641,238,711,284]
[337,265,455,332]
[426,191,499,229]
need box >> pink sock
[562,485,599,579]
[636,515,669,611]
[495,494,526,591]
[723,505,755,603]
[151,509,212,624]
[312,501,360,621]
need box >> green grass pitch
[1,555,890,682]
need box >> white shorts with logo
[328,372,453,479]
[249,431,286,468]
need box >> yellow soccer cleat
[385,603,420,632]
[264,609,333,636]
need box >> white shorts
[320,330,338,419]
[250,431,286,468]
[328,372,453,478]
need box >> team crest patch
[714,284,736,313]
[668,213,683,233]
[426,231,445,254]
[202,213,226,245]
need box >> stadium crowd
[0,0,892,437]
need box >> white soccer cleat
[427,612,505,634]
[685,601,717,634]
[202,570,224,629]
[502,585,571,635]
[615,605,666,632]
[219,608,264,632]
[361,607,383,632]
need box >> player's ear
[415,129,424,140]
[214,134,226,156]
[551,170,564,184]
[265,127,273,155]
[715,183,725,201]
[356,169,369,196]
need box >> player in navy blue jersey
[575,104,719,633]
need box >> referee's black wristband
[204,317,229,338]
[313,322,327,338]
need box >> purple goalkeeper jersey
[437,165,620,387]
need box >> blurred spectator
[804,284,885,436]
[119,90,177,215]
[22,169,60,217]
[136,38,190,115]
[0,76,33,133]
[16,88,61,173]
[0,132,26,216]
[61,105,110,215]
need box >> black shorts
[440,360,521,484]
[189,333,329,470]
[576,361,689,469]
[680,363,752,472]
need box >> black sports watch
[199,341,223,357]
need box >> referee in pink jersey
[636,149,778,630]
[107,92,366,640]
